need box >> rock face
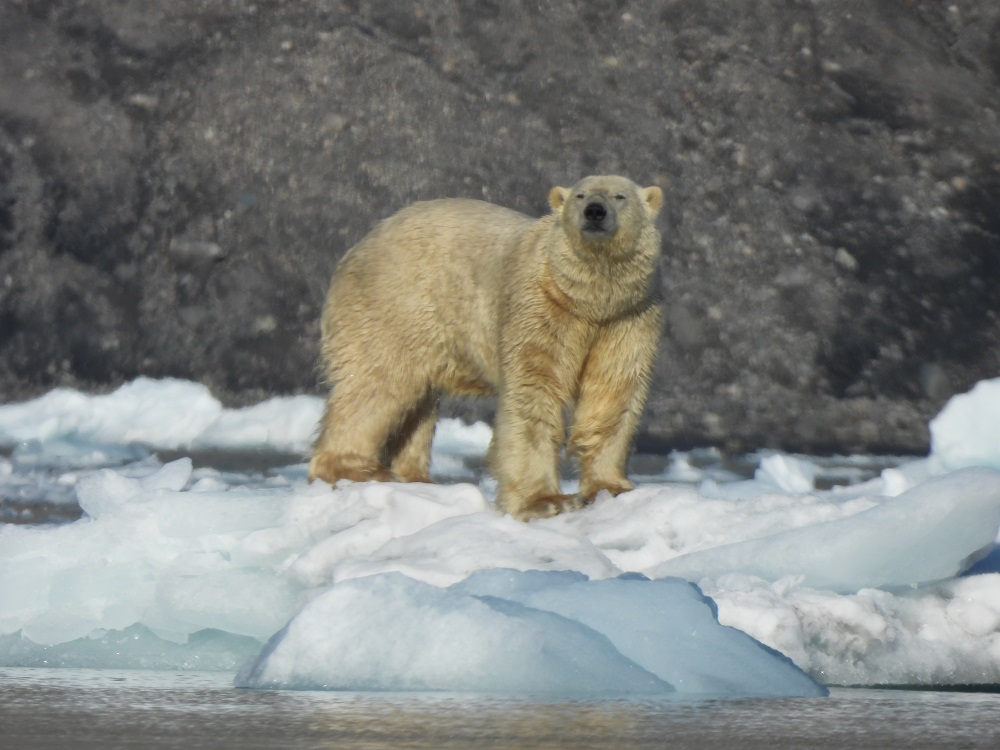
[1,0,999,455]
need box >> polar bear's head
[548,175,663,254]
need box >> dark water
[2,669,999,750]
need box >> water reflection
[1,669,998,750]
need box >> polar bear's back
[322,198,544,394]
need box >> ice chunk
[0,388,91,445]
[651,468,1000,593]
[140,458,194,493]
[755,453,817,493]
[930,378,1000,472]
[150,568,303,639]
[11,439,148,470]
[707,572,1000,686]
[0,378,222,449]
[453,569,826,697]
[237,569,824,697]
[878,457,936,497]
[0,624,262,671]
[0,378,492,460]
[660,451,709,482]
[75,458,194,519]
[429,418,493,457]
[237,572,673,695]
[546,483,879,576]
[0,459,303,648]
[20,561,154,644]
[192,395,322,454]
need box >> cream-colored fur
[309,175,664,520]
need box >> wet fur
[309,176,663,520]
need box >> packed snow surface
[2,377,1000,694]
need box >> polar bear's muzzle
[581,199,618,236]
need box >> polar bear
[309,175,663,520]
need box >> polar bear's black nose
[584,202,607,223]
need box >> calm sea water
[1,668,999,750]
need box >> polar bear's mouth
[581,220,615,236]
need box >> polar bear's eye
[576,193,585,200]
[614,194,626,201]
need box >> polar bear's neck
[544,225,661,323]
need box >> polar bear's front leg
[489,311,589,521]
[490,385,576,520]
[569,305,661,502]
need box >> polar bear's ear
[642,186,664,217]
[548,187,568,212]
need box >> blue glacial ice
[237,569,824,696]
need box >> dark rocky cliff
[2,0,999,454]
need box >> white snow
[2,376,1000,694]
